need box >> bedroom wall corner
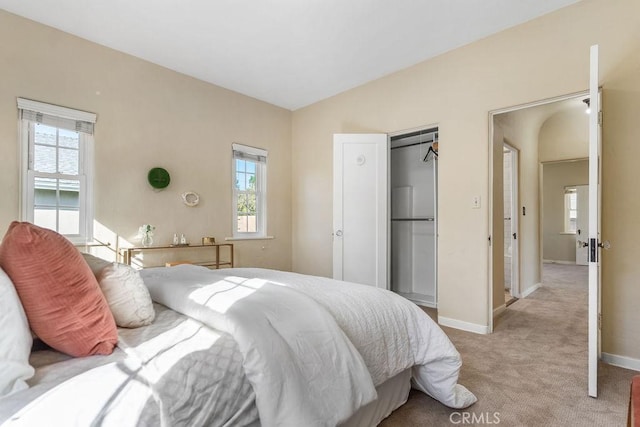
[290,0,640,336]
[0,10,293,270]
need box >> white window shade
[17,98,96,135]
[232,143,267,163]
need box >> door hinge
[598,313,602,330]
[598,110,603,126]
[513,232,517,240]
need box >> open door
[333,134,388,288]
[588,44,602,398]
[575,185,589,266]
[503,143,520,298]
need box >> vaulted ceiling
[0,0,581,110]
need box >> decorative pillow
[81,252,112,277]
[0,267,35,397]
[0,222,117,357]
[97,263,155,328]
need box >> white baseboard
[438,316,489,335]
[543,259,576,265]
[520,282,541,299]
[602,352,640,372]
[493,304,506,318]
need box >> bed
[0,222,476,426]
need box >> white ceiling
[0,0,580,110]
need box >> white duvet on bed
[231,268,477,407]
[142,268,377,427]
[0,305,258,427]
[141,266,476,426]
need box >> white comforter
[142,268,377,427]
[0,305,258,427]
[141,266,476,426]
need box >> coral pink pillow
[0,222,117,357]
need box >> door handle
[578,240,610,249]
[335,230,343,237]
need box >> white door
[588,44,602,398]
[575,185,589,266]
[333,134,388,288]
[503,144,520,297]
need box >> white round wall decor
[356,154,366,166]
[181,191,200,207]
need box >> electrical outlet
[472,196,481,209]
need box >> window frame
[563,186,578,234]
[231,143,267,239]
[18,99,95,244]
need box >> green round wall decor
[147,167,171,189]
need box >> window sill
[225,236,275,241]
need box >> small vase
[142,234,153,247]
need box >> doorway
[541,161,589,266]
[389,127,438,307]
[489,91,590,330]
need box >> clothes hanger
[423,142,438,162]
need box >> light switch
[472,196,481,209]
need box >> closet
[390,128,438,307]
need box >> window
[564,186,577,233]
[18,98,96,243]
[232,143,267,238]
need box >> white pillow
[97,263,155,328]
[0,266,35,397]
[81,252,112,277]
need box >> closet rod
[392,218,435,222]
[390,140,437,151]
[389,127,438,141]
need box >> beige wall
[292,0,640,355]
[601,48,640,359]
[0,10,292,270]
[492,109,545,306]
[539,108,590,162]
[492,107,544,310]
[542,161,589,262]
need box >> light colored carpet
[380,263,637,426]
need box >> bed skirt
[342,368,412,426]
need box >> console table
[121,243,234,269]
